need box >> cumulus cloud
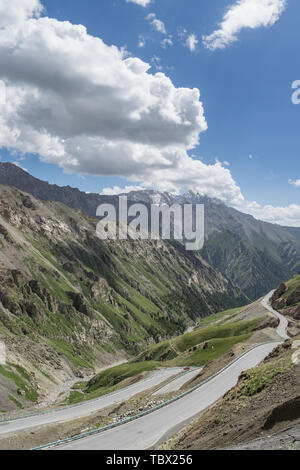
[0,3,206,157]
[2,1,236,197]
[0,0,43,28]
[203,0,287,50]
[126,0,152,6]
[0,0,298,227]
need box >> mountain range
[1,162,299,300]
[0,183,246,411]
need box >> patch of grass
[238,356,292,397]
[71,381,87,390]
[0,364,38,402]
[64,361,159,405]
[168,334,252,367]
[282,274,300,300]
[14,365,32,383]
[134,318,262,364]
[86,361,158,393]
[198,306,244,327]
[49,339,94,370]
[67,391,85,404]
[8,394,23,409]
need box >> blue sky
[0,0,299,225]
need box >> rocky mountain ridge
[1,163,299,299]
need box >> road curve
[57,290,289,450]
[58,342,281,450]
[261,291,290,340]
[152,368,203,396]
[0,368,183,436]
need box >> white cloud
[178,29,198,53]
[289,179,300,187]
[241,201,300,227]
[101,185,146,196]
[146,13,167,34]
[126,0,152,6]
[1,1,230,198]
[203,0,287,50]
[0,0,298,227]
[186,33,198,52]
[0,0,43,28]
[161,37,173,48]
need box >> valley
[0,169,298,450]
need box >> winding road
[261,290,290,341]
[0,290,290,450]
[56,291,289,450]
[0,368,183,436]
[152,368,202,396]
[58,342,281,450]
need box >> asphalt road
[0,368,183,436]
[261,290,290,340]
[1,291,288,449]
[58,291,289,450]
[152,368,202,396]
[58,341,281,450]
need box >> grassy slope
[132,317,262,366]
[65,311,263,404]
[281,273,300,300]
[201,230,292,301]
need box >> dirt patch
[263,396,300,430]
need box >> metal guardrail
[151,367,202,395]
[31,340,281,450]
[0,368,182,425]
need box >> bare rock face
[23,301,44,323]
[272,298,287,310]
[286,285,300,306]
[285,305,300,321]
[272,283,287,302]
[0,224,13,243]
[28,279,44,298]
[0,290,20,315]
[63,262,77,274]
[257,316,280,330]
[21,195,37,210]
[67,292,93,318]
[11,269,24,287]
